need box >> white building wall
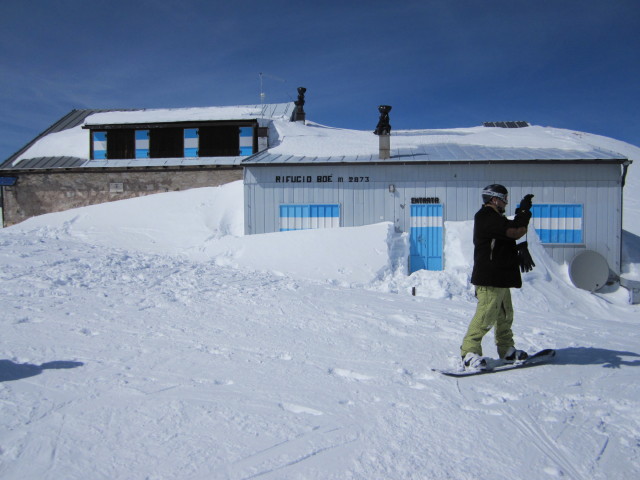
[244,162,624,273]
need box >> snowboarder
[460,185,534,371]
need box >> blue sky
[1,0,639,161]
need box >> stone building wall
[1,167,242,227]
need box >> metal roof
[5,156,87,169]
[84,156,242,168]
[242,144,627,165]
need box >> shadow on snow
[0,360,84,382]
[554,347,640,369]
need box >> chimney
[294,87,306,123]
[373,105,392,160]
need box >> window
[150,128,183,158]
[199,126,241,157]
[530,204,583,244]
[279,204,340,231]
[92,131,107,159]
[90,123,256,159]
[106,129,135,159]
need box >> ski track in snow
[1,210,640,478]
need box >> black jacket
[471,205,531,289]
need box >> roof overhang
[242,145,629,166]
[82,119,260,130]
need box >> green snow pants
[460,286,515,359]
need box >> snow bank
[12,180,638,303]
[10,182,245,253]
[9,181,396,287]
[2,180,640,480]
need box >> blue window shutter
[239,127,253,156]
[93,131,107,159]
[279,204,340,231]
[135,130,149,158]
[530,204,583,244]
[184,128,198,157]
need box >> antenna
[258,72,286,105]
[259,72,266,106]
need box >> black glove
[516,241,535,273]
[519,194,534,212]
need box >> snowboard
[435,348,556,378]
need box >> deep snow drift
[1,179,640,479]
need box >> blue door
[410,204,443,273]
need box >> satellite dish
[569,250,610,292]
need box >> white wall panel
[245,162,624,273]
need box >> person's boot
[502,346,528,364]
[462,352,488,371]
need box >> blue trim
[184,128,198,139]
[536,229,583,244]
[239,127,253,137]
[410,204,443,217]
[410,227,444,271]
[531,204,582,218]
[280,204,340,218]
[239,146,253,156]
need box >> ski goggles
[482,189,509,204]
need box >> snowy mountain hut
[0,103,295,227]
[242,109,632,288]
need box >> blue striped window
[92,131,107,159]
[279,204,340,231]
[184,128,198,157]
[530,204,583,244]
[135,130,149,159]
[239,127,253,156]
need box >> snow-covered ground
[1,173,639,479]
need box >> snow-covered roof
[3,104,634,171]
[2,103,294,170]
[244,121,629,165]
[83,103,295,126]
[244,146,623,165]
